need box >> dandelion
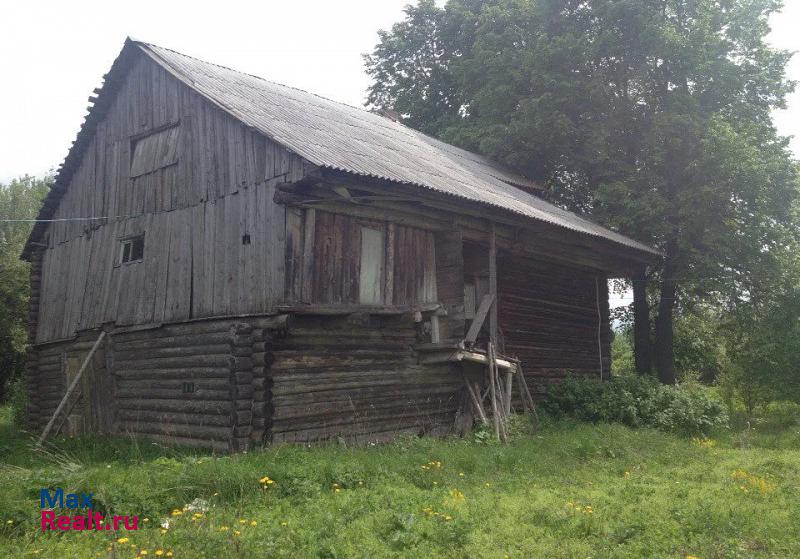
[160,529,168,535]
[5,520,12,524]
[281,522,288,527]
[250,521,257,526]
[166,553,173,558]
[233,530,241,536]
[140,552,149,556]
[219,526,230,532]
[239,519,247,524]
[485,482,491,487]
[117,538,129,544]
[458,472,465,477]
[449,489,465,502]
[155,552,164,557]
[170,510,182,517]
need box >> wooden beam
[37,331,107,446]
[301,208,316,302]
[465,294,495,344]
[489,223,498,347]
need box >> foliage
[365,0,800,381]
[542,375,728,435]
[610,331,635,377]
[0,175,50,402]
[0,406,798,557]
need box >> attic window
[120,235,145,264]
[130,124,179,177]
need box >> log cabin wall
[27,316,285,451]
[34,53,306,344]
[497,254,611,397]
[268,313,461,443]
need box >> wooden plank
[37,331,106,445]
[358,226,384,304]
[465,294,495,344]
[489,223,498,346]
[300,208,317,301]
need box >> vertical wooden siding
[288,210,437,306]
[35,54,305,343]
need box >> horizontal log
[113,367,230,380]
[113,344,231,360]
[115,430,230,452]
[117,409,232,427]
[116,398,232,414]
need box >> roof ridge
[131,38,372,115]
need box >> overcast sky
[1,0,798,185]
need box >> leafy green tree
[0,175,50,400]
[365,0,799,383]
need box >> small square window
[120,235,145,264]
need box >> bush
[542,375,728,435]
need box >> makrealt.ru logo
[40,488,139,532]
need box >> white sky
[0,0,797,311]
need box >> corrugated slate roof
[137,41,658,257]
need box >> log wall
[498,254,611,397]
[268,314,462,443]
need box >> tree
[365,0,799,383]
[0,175,50,400]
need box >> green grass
[0,406,798,559]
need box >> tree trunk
[632,268,652,375]
[654,240,678,384]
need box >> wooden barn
[22,39,659,450]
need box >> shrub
[542,375,728,435]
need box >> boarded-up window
[359,227,385,304]
[305,211,436,306]
[130,125,179,177]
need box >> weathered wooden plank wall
[268,314,461,443]
[498,254,611,396]
[35,54,305,343]
[286,210,438,306]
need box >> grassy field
[0,406,798,559]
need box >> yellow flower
[5,520,12,524]
[219,526,230,532]
[334,488,341,493]
[170,510,182,517]
[166,553,173,558]
[458,472,465,477]
[117,538,129,544]
[140,552,149,556]
[143,518,149,522]
[160,529,168,535]
[239,519,247,524]
[280,522,288,526]
[686,556,700,559]
[213,492,219,496]
[233,530,241,536]
[155,552,164,557]
[250,521,257,526]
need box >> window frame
[118,234,145,266]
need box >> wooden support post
[488,342,501,440]
[301,208,316,302]
[504,370,513,415]
[489,223,498,346]
[37,331,107,446]
[464,378,488,424]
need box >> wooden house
[22,39,659,450]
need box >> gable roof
[24,38,659,260]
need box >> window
[358,226,385,304]
[120,235,145,264]
[130,124,180,177]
